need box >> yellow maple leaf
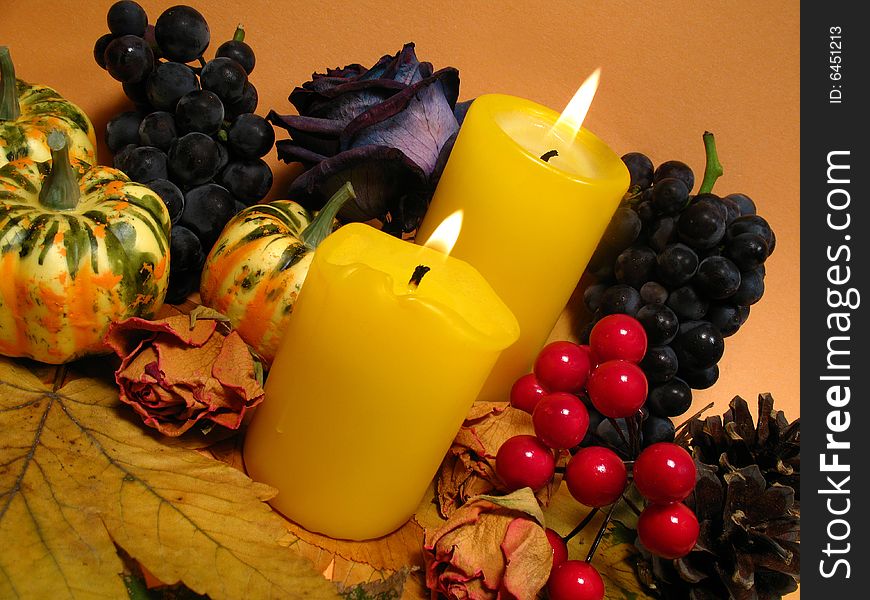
[0,357,338,600]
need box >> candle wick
[408,265,431,290]
[540,149,559,163]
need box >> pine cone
[636,394,800,600]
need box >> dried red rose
[423,488,553,600]
[105,314,264,436]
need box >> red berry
[495,434,555,491]
[532,392,590,449]
[637,502,700,559]
[587,359,648,418]
[589,314,648,363]
[534,341,593,393]
[633,442,697,503]
[510,373,547,414]
[565,446,627,507]
[547,560,605,600]
[545,528,568,568]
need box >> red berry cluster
[495,314,701,599]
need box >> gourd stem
[233,25,246,42]
[0,46,21,121]
[38,131,81,211]
[698,131,724,194]
[300,182,355,249]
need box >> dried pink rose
[423,488,552,600]
[104,314,264,436]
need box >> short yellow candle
[416,93,630,403]
[243,222,518,540]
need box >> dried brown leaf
[0,356,337,599]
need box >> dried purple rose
[267,43,468,236]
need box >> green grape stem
[698,131,724,194]
[233,24,246,42]
[39,131,82,211]
[0,46,21,121]
[300,182,355,249]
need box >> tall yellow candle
[416,93,630,403]
[243,221,518,540]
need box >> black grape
[154,5,210,63]
[138,111,177,151]
[693,256,742,300]
[168,132,220,186]
[599,284,642,317]
[647,216,677,252]
[146,62,199,111]
[602,206,642,251]
[677,201,726,249]
[639,345,679,384]
[122,80,150,108]
[219,159,273,204]
[583,283,608,313]
[93,33,115,70]
[225,82,258,119]
[636,303,679,345]
[615,245,657,287]
[639,281,669,305]
[679,364,719,390]
[642,415,676,446]
[179,183,237,251]
[200,57,247,103]
[653,160,694,192]
[227,114,275,159]
[727,215,776,255]
[647,379,693,418]
[621,152,654,190]
[651,178,689,216]
[145,178,184,224]
[105,111,142,153]
[726,193,757,216]
[166,225,205,304]
[656,243,699,287]
[217,35,255,74]
[104,34,154,84]
[731,267,765,305]
[120,146,167,183]
[673,321,724,369]
[726,233,769,271]
[707,303,750,337]
[175,90,225,135]
[666,285,709,320]
[107,1,147,37]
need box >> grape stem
[233,25,246,42]
[585,499,620,562]
[38,130,81,211]
[697,131,724,194]
[0,46,21,121]
[300,182,356,249]
[562,507,599,543]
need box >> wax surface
[418,94,630,403]
[243,223,518,540]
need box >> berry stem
[38,131,81,211]
[0,46,21,121]
[300,182,355,250]
[626,416,640,458]
[607,417,631,450]
[697,131,723,195]
[585,499,620,562]
[562,507,599,543]
[622,493,643,516]
[675,401,716,433]
[233,24,246,42]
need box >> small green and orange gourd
[1,46,96,167]
[0,131,170,363]
[200,183,355,363]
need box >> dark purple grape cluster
[94,1,274,303]
[580,134,775,425]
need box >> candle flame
[551,68,601,141]
[423,210,463,256]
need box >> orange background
[3,0,800,595]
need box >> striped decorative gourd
[0,131,170,364]
[0,46,96,168]
[200,183,355,364]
